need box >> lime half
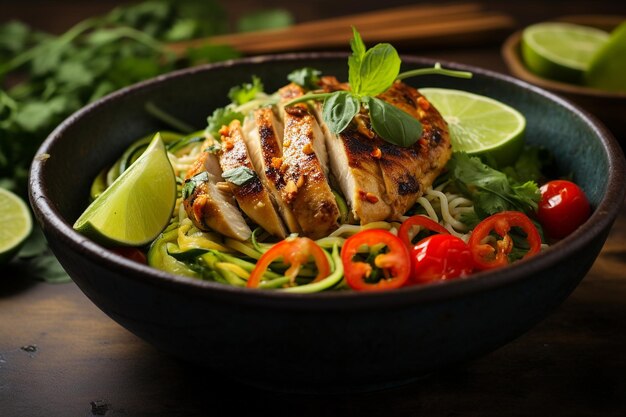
[0,188,33,264]
[521,22,609,84]
[420,88,526,167]
[585,22,626,92]
[74,133,176,247]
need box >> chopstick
[166,2,515,55]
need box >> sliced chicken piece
[242,107,301,234]
[318,78,452,219]
[375,81,452,217]
[313,103,392,224]
[183,143,251,240]
[219,119,288,238]
[277,83,340,239]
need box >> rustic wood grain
[2,1,626,416]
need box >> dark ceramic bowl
[29,53,626,392]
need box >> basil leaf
[348,27,366,95]
[221,166,257,186]
[322,91,360,134]
[358,43,401,97]
[367,97,422,147]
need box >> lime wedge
[0,188,33,264]
[585,22,626,92]
[521,22,609,84]
[419,88,526,167]
[74,133,176,247]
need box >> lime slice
[585,22,626,92]
[521,22,609,84]
[74,133,176,247]
[419,88,526,167]
[0,188,33,264]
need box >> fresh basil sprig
[286,27,472,148]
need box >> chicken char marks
[318,78,452,222]
[183,79,450,239]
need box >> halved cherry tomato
[110,247,147,264]
[410,234,473,283]
[398,215,449,248]
[537,180,591,240]
[247,237,330,288]
[468,211,541,271]
[341,229,411,291]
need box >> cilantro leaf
[221,166,257,186]
[228,76,264,105]
[287,67,322,90]
[447,152,540,222]
[206,106,244,138]
[182,171,210,200]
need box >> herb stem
[284,91,335,107]
[396,63,473,81]
[144,101,196,134]
[1,17,102,76]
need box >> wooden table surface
[2,2,626,416]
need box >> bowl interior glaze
[29,54,626,392]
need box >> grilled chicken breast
[183,78,451,240]
[376,81,451,217]
[319,77,452,220]
[242,107,301,234]
[219,120,288,238]
[278,83,340,239]
[314,103,392,224]
[183,143,251,240]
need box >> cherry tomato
[398,215,449,248]
[537,180,591,240]
[410,234,473,284]
[247,237,330,288]
[468,211,542,271]
[341,229,411,291]
[110,247,147,264]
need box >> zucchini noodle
[102,128,487,291]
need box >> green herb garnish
[287,67,322,90]
[446,152,541,225]
[286,27,472,148]
[221,166,257,186]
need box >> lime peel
[73,133,176,247]
[0,188,33,264]
[521,22,610,84]
[419,88,526,167]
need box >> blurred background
[3,0,626,35]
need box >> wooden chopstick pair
[167,2,515,55]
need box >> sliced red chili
[341,229,410,291]
[468,211,542,271]
[247,237,330,288]
[398,215,449,248]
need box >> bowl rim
[29,52,626,311]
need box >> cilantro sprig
[286,27,472,148]
[445,152,541,226]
